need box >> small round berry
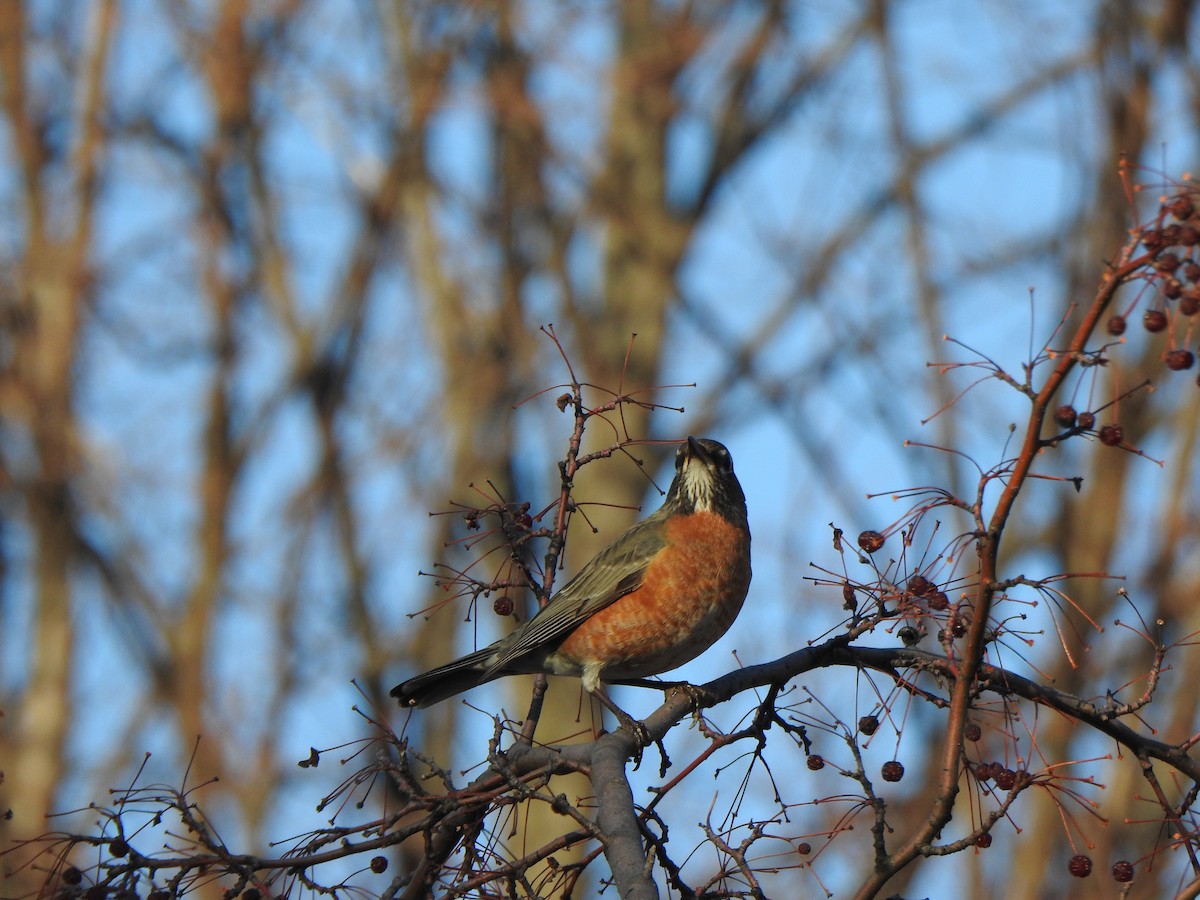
[857,530,885,553]
[1111,860,1134,883]
[1068,854,1093,878]
[1185,262,1200,283]
[994,768,1016,790]
[907,574,933,596]
[1098,424,1124,446]
[1141,228,1164,250]
[1143,309,1169,332]
[1165,223,1184,245]
[370,856,388,874]
[898,625,920,646]
[796,842,812,856]
[515,512,533,529]
[951,620,967,638]
[964,722,982,742]
[976,833,993,849]
[1077,411,1096,430]
[1106,315,1127,336]
[1181,226,1200,246]
[1157,252,1182,273]
[927,591,949,611]
[1181,291,1200,316]
[493,596,514,617]
[858,715,880,735]
[1166,349,1195,371]
[1169,195,1196,221]
[1053,404,1077,428]
[807,755,825,771]
[62,867,84,886]
[108,838,128,859]
[881,760,904,782]
[1163,278,1184,300]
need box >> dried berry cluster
[1108,188,1200,382]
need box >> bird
[391,437,752,715]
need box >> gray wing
[483,509,669,676]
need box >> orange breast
[554,510,751,679]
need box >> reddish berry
[1141,228,1164,250]
[1144,309,1168,332]
[1169,195,1196,220]
[807,755,825,771]
[858,715,880,735]
[515,512,533,529]
[927,591,949,611]
[1165,223,1184,245]
[1053,404,1077,428]
[1098,424,1124,446]
[951,620,967,638]
[976,833,992,849]
[1106,315,1127,335]
[964,722,982,742]
[994,768,1016,790]
[1157,252,1182,273]
[1185,262,1200,283]
[493,596,514,616]
[1181,291,1200,316]
[907,574,933,596]
[1166,349,1195,370]
[1077,411,1096,430]
[1181,226,1200,246]
[796,842,812,855]
[370,856,388,874]
[1111,860,1134,883]
[857,530,885,553]
[1163,278,1184,299]
[881,760,904,782]
[1068,854,1093,878]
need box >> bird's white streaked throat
[680,459,716,511]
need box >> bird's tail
[390,647,499,708]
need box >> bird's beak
[686,435,712,466]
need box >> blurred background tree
[1,1,1198,898]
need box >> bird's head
[666,436,747,523]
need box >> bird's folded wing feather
[482,511,669,676]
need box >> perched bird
[391,436,751,712]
